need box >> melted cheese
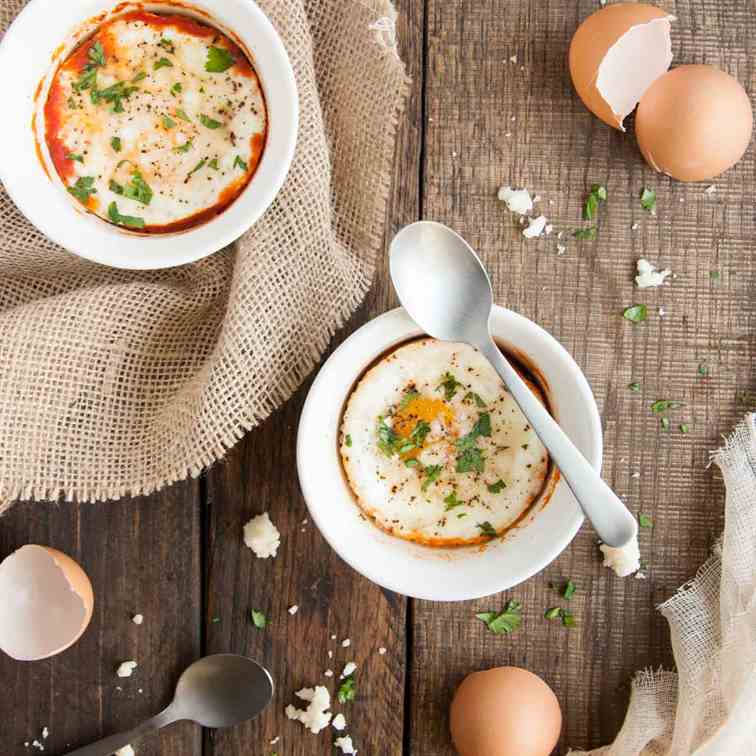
[340,339,553,547]
[44,11,267,232]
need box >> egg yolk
[392,396,453,459]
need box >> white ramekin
[0,0,298,270]
[297,307,603,601]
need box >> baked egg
[340,339,554,547]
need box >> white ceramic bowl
[0,0,298,270]
[297,307,603,601]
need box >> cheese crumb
[285,686,333,734]
[116,660,138,678]
[114,747,135,756]
[340,662,357,679]
[635,259,672,289]
[497,186,533,216]
[31,741,44,752]
[631,222,640,231]
[509,54,517,63]
[243,512,281,559]
[335,735,358,754]
[557,244,567,256]
[600,538,641,577]
[341,638,351,648]
[324,669,334,678]
[270,736,280,745]
[41,728,49,740]
[523,215,548,239]
[288,605,299,615]
[328,650,334,659]
[132,614,144,625]
[332,713,347,731]
[704,185,717,195]
[378,647,387,655]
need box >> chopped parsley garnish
[628,382,641,393]
[107,201,145,229]
[680,423,690,434]
[158,37,176,54]
[639,513,653,529]
[573,226,597,241]
[211,617,221,623]
[457,447,485,474]
[437,372,462,401]
[88,41,106,67]
[73,41,105,93]
[131,71,147,83]
[337,677,356,704]
[476,600,522,634]
[205,45,236,73]
[109,179,124,195]
[444,492,464,511]
[583,183,607,221]
[170,82,183,97]
[250,609,267,629]
[455,412,491,474]
[93,79,140,113]
[561,610,576,627]
[67,96,79,109]
[154,57,174,71]
[175,108,192,122]
[562,580,577,600]
[398,389,420,411]
[544,606,561,620]
[640,188,657,213]
[188,158,208,178]
[174,139,194,154]
[66,153,84,162]
[697,363,709,377]
[208,158,220,170]
[545,606,575,627]
[162,115,176,129]
[67,176,97,203]
[233,155,248,171]
[345,434,352,448]
[660,417,670,431]
[487,479,506,494]
[421,464,443,492]
[122,172,153,206]
[477,521,497,538]
[200,114,222,129]
[709,270,721,281]
[409,420,431,447]
[463,391,486,408]
[405,458,419,468]
[110,136,122,152]
[650,400,684,414]
[376,417,400,457]
[623,304,648,323]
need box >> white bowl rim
[0,0,298,270]
[297,307,603,601]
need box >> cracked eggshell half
[0,545,94,661]
[636,65,754,182]
[569,3,674,130]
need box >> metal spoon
[389,220,638,548]
[64,654,274,756]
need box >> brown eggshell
[569,3,671,129]
[0,544,94,661]
[636,64,754,181]
[450,666,562,756]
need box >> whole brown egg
[450,666,562,756]
[636,65,753,181]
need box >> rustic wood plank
[411,0,755,753]
[0,482,202,755]
[201,1,424,754]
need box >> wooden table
[2,1,754,753]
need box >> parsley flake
[208,158,220,170]
[345,434,352,448]
[623,304,648,323]
[110,136,122,152]
[250,609,267,629]
[680,423,690,434]
[233,155,248,171]
[188,158,208,178]
[640,188,657,213]
[66,153,84,162]
[444,492,465,511]
[175,108,192,122]
[67,176,97,203]
[544,606,562,620]
[562,580,577,600]
[573,226,597,240]
[697,363,709,378]
[200,114,222,129]
[421,464,443,492]
[107,202,145,229]
[628,382,641,393]
[583,183,607,221]
[205,45,236,73]
[660,417,670,431]
[162,115,176,129]
[154,57,174,71]
[174,140,194,154]
[639,513,653,529]
[437,372,462,401]
[122,172,153,206]
[650,400,684,414]
[476,600,522,634]
[158,38,176,54]
[487,479,506,494]
[463,391,487,408]
[170,82,183,97]
[477,521,497,538]
[337,677,356,704]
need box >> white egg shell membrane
[0,545,89,661]
[47,14,266,228]
[340,339,551,545]
[596,16,673,129]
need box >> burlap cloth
[0,0,408,510]
[572,414,756,756]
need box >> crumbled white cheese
[114,747,135,756]
[324,669,334,678]
[332,713,347,731]
[288,605,299,615]
[600,538,641,577]
[269,736,280,745]
[631,472,640,479]
[704,184,717,195]
[635,258,672,289]
[331,634,337,641]
[378,647,387,655]
[631,222,640,231]
[243,512,281,559]
[328,650,334,659]
[341,639,351,648]
[658,307,666,318]
[544,224,554,235]
[497,186,533,215]
[41,728,49,740]
[334,735,358,754]
[132,614,143,625]
[285,686,333,734]
[523,215,548,239]
[116,660,138,678]
[557,244,567,256]
[31,741,44,752]
[340,662,357,679]
[509,54,517,63]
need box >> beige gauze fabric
[0,0,408,509]
[571,414,756,756]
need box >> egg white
[340,339,553,546]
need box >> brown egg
[636,65,753,182]
[450,666,562,756]
[569,3,673,130]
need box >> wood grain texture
[201,1,423,754]
[0,483,202,755]
[411,0,755,753]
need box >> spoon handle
[63,706,180,756]
[478,338,638,548]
